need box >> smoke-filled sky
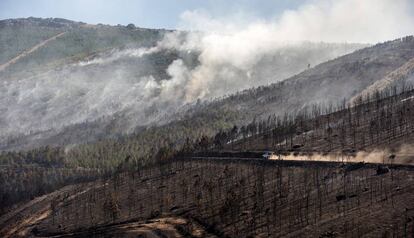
[1,0,413,43]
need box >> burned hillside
[1,158,414,237]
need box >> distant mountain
[0,17,367,150]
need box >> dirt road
[0,32,66,72]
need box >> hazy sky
[0,0,305,29]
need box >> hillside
[222,87,414,157]
[9,35,411,167]
[0,17,366,151]
[0,17,167,74]
[2,18,414,236]
[2,159,414,237]
[2,79,414,237]
[206,36,414,121]
[1,21,414,215]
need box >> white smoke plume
[1,0,413,144]
[78,46,159,66]
[139,0,414,102]
[177,0,413,43]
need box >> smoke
[150,0,414,102]
[0,44,352,145]
[350,58,414,104]
[146,33,364,103]
[178,0,413,43]
[1,0,413,144]
[78,46,159,66]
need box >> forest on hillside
[2,84,414,214]
[1,18,414,223]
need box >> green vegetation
[0,105,241,212]
[1,18,168,78]
[0,20,62,64]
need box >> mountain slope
[3,157,414,237]
[1,24,414,157]
[0,18,366,151]
[208,36,414,120]
[0,32,66,72]
[0,17,167,77]
[3,82,414,237]
[2,36,411,168]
